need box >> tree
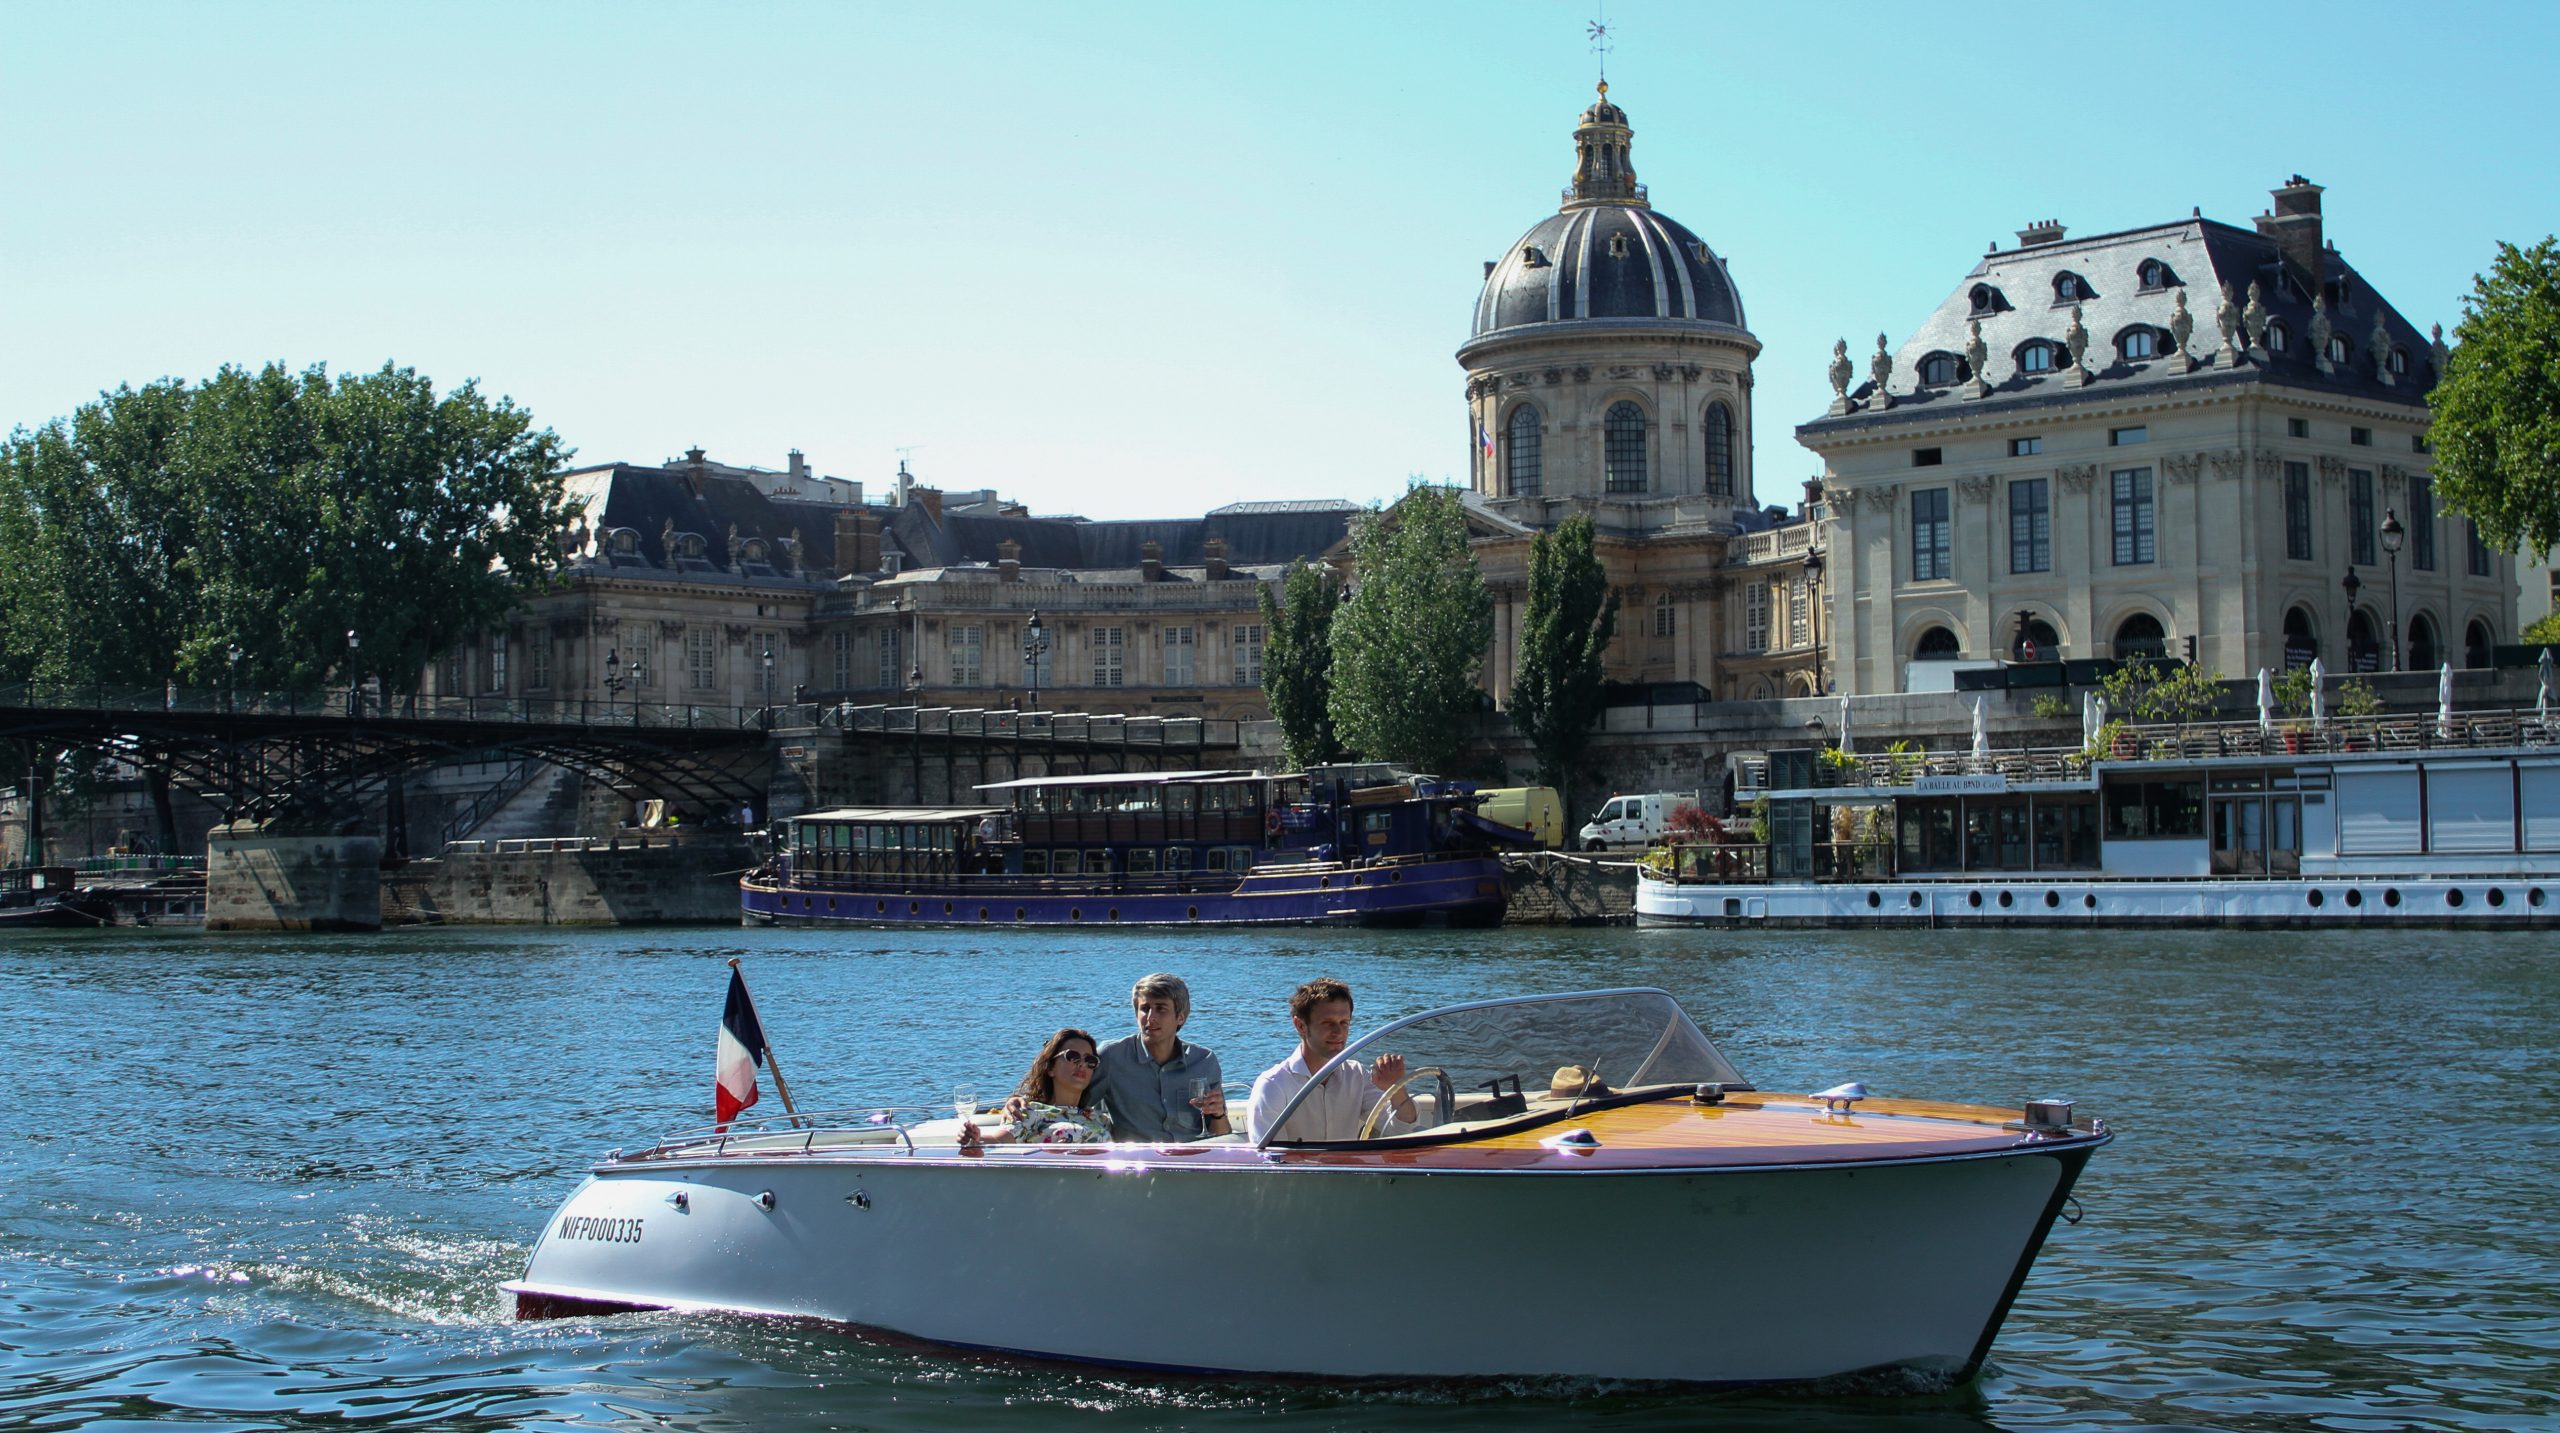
[2526,610,2560,645]
[1327,485,1493,774]
[1508,514,1618,814]
[1257,558,1342,770]
[2427,237,2560,557]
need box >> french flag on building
[1478,423,1495,458]
[715,965,769,1125]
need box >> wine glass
[1189,1077,1213,1129]
[953,1084,976,1124]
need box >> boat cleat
[1811,1082,1870,1113]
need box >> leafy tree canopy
[1326,485,1493,774]
[0,362,574,694]
[1508,514,1618,804]
[1258,558,1342,771]
[2428,237,2560,557]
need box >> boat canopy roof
[1260,987,1746,1149]
[974,769,1262,793]
[794,806,1009,824]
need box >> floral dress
[1011,1100,1112,1145]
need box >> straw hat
[1549,1065,1611,1100]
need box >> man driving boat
[1091,973,1230,1141]
[1245,978,1416,1143]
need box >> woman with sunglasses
[959,1028,1113,1146]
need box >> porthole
[2384,888,2402,908]
[2044,890,2061,909]
[2307,889,2325,908]
[908,901,920,915]
[875,900,887,914]
[1390,871,1403,883]
[2445,888,2465,909]
[1319,876,1331,889]
[1909,890,1924,909]
[1867,890,1882,909]
[2083,893,2097,910]
[2488,888,2506,908]
[827,897,838,911]
[1070,908,1083,922]
[2530,887,2547,907]
[1108,908,1120,922]
[1187,906,1199,920]
[2346,889,2364,908]
[1014,907,1027,921]
[979,908,991,921]
[1967,890,1983,909]
[1997,890,2015,909]
[943,902,955,915]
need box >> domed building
[1460,86,1824,706]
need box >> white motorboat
[507,988,2109,1388]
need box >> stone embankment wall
[381,836,757,925]
[206,827,385,931]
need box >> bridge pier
[205,822,383,931]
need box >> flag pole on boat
[720,956,802,1125]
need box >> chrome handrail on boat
[637,1106,941,1160]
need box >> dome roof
[1472,205,1744,337]
[1467,87,1748,342]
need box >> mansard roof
[567,463,841,579]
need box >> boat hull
[510,1141,2091,1386]
[1638,871,2560,928]
[742,855,1507,929]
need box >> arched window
[1704,402,1734,496]
[2054,271,2091,303]
[2011,617,2059,661]
[1914,626,1961,659]
[2283,607,2319,670]
[1918,353,1959,386]
[2346,610,2381,672]
[2268,320,2291,353]
[2137,259,2176,291]
[1506,406,1543,496]
[1969,284,2007,314]
[1604,401,1649,493]
[2465,619,2493,669]
[2119,328,2159,361]
[2326,335,2351,365]
[1654,591,1676,638]
[2017,341,2059,374]
[2407,613,2440,672]
[2112,613,2167,661]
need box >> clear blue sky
[6,1,2554,519]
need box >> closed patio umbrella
[2540,647,2554,725]
[2309,657,2327,725]
[1838,691,1853,755]
[2438,661,2455,739]
[1971,695,1990,759]
[2082,689,2097,745]
[2256,667,2274,733]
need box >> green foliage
[2081,718,2129,763]
[1746,794,1770,844]
[1508,515,1619,806]
[2337,676,2386,718]
[2029,692,2070,720]
[2427,237,2560,558]
[2274,664,2318,719]
[0,362,574,695]
[2101,652,2224,727]
[1815,744,1858,772]
[1326,486,1494,774]
[2526,610,2560,644]
[1257,558,1342,771]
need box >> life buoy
[1265,808,1283,837]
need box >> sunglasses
[1052,1049,1099,1068]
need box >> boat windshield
[1260,988,1744,1147]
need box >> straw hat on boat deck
[1549,1066,1611,1100]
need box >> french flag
[1478,423,1495,458]
[715,966,768,1125]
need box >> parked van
[1473,786,1563,848]
[1577,790,1700,851]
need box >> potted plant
[1885,738,1926,784]
[2336,676,2385,749]
[2274,666,2317,753]
[1814,745,1859,784]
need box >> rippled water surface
[4,923,2555,1431]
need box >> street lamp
[226,644,240,713]
[346,630,362,716]
[2341,568,2365,671]
[906,661,925,803]
[1801,548,1826,694]
[760,640,776,728]
[628,651,647,727]
[2379,507,2405,672]
[602,647,624,721]
[1022,609,1048,710]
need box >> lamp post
[602,647,624,721]
[2379,507,2405,672]
[1801,548,1826,694]
[628,651,647,727]
[906,660,925,802]
[1022,608,1048,710]
[346,630,362,716]
[2341,568,2365,672]
[226,644,240,714]
[760,639,776,729]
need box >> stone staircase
[452,765,583,847]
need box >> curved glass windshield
[1260,988,1744,1146]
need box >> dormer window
[2119,328,2160,361]
[1969,283,2008,315]
[1521,244,1549,268]
[2388,346,2409,375]
[2268,320,2291,353]
[1692,241,1712,262]
[2326,335,2351,364]
[1607,231,1630,260]
[2053,271,2093,304]
[2017,341,2060,374]
[2137,259,2177,291]
[1917,352,1965,387]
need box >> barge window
[1127,847,1159,874]
[2104,780,2204,838]
[1164,847,1193,872]
[1022,850,1049,876]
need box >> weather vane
[1587,6,1611,86]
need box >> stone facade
[1799,178,2519,692]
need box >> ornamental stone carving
[2431,322,2450,375]
[2209,449,2246,481]
[1963,319,1992,399]
[2253,448,2282,480]
[1606,365,1638,380]
[657,619,687,638]
[1827,338,1855,414]
[2316,455,2347,485]
[1680,364,1703,381]
[1827,485,1862,514]
[2062,304,2090,385]
[2058,462,2098,494]
[1867,334,1894,409]
[659,519,679,569]
[2309,297,2334,374]
[723,624,753,644]
[2370,309,2395,385]
[2381,464,2408,504]
[2217,282,2245,364]
[1544,369,1563,385]
[2162,452,2203,485]
[1571,366,1591,383]
[2169,287,2198,373]
[1510,372,1537,389]
[1653,363,1676,381]
[1955,474,1995,503]
[2245,281,2270,352]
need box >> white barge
[1640,709,2558,928]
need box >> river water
[3,923,2554,1431]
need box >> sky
[5,2,2556,520]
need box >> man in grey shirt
[1092,972,1230,1142]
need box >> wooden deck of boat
[1466,1094,2019,1153]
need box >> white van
[1576,791,1700,851]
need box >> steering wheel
[1358,1064,1454,1141]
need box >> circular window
[2384,888,2402,908]
[908,901,920,915]
[943,902,955,915]
[2044,890,2061,909]
[2446,888,2465,909]
[1108,908,1120,921]
[1997,890,2015,909]
[1014,907,1027,921]
[1187,906,1199,920]
[1390,871,1403,883]
[2083,893,2097,910]
[979,907,991,921]
[1909,890,1924,909]
[2346,889,2364,908]
[1866,890,1882,909]
[2488,888,2506,908]
[2307,889,2325,908]
[875,900,887,914]
[1967,890,1983,909]
[2530,887,2547,907]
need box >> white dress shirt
[1247,1048,1403,1143]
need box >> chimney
[2255,175,2325,285]
[1204,537,1229,581]
[1141,539,1163,582]
[684,445,708,496]
[2015,219,2066,247]
[912,486,943,524]
[834,508,883,576]
[998,538,1021,582]
[786,449,806,482]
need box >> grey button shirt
[1092,1034,1224,1143]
